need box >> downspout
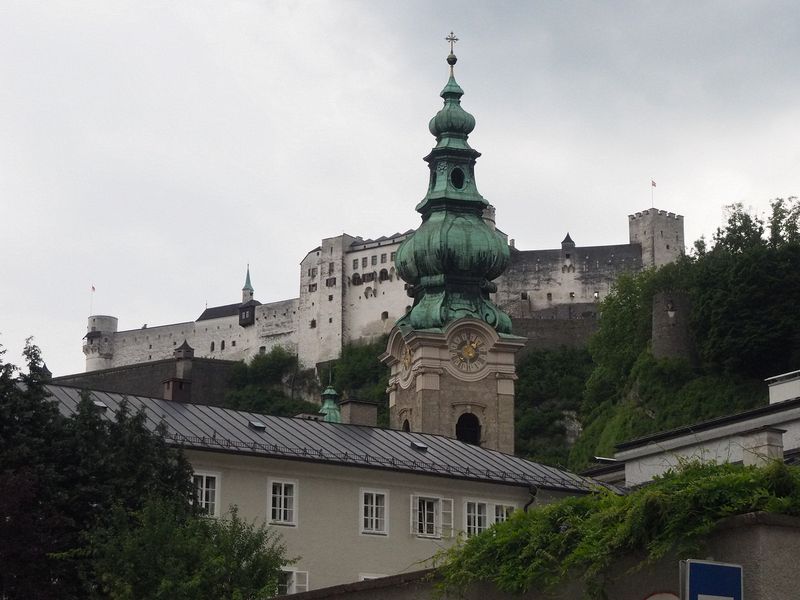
[524,485,538,512]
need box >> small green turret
[395,36,512,334]
[319,385,342,424]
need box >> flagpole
[90,285,94,315]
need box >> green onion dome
[428,75,476,140]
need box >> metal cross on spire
[446,31,459,54]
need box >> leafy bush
[437,462,800,598]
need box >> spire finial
[445,31,459,75]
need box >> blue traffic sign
[683,559,743,600]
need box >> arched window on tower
[455,413,481,446]
[210,341,215,352]
[378,268,389,282]
[402,419,410,432]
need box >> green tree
[225,347,318,417]
[333,337,389,425]
[91,499,288,600]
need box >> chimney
[742,426,785,467]
[163,340,194,403]
[340,399,378,427]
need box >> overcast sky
[1,1,798,375]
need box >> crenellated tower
[382,36,525,453]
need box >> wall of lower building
[284,513,800,600]
[184,449,569,592]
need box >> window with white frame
[494,504,515,523]
[277,569,308,594]
[410,494,453,538]
[464,500,517,536]
[465,501,488,536]
[193,472,219,517]
[269,479,297,525]
[361,489,388,535]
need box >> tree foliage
[91,500,288,600]
[332,336,390,425]
[566,198,800,468]
[437,461,800,598]
[224,347,319,417]
[0,342,287,599]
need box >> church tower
[382,36,525,453]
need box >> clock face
[449,330,488,373]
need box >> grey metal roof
[47,384,606,494]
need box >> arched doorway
[455,413,481,445]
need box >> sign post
[680,559,743,600]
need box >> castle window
[325,277,337,287]
[362,257,368,268]
[402,420,410,432]
[565,253,571,259]
[328,295,333,302]
[259,346,266,354]
[353,259,359,270]
[210,342,215,352]
[381,311,389,320]
[328,262,335,275]
[381,253,387,263]
[311,267,317,278]
[378,269,389,282]
[546,293,552,301]
[594,291,600,299]
[390,252,396,261]
[465,501,488,537]
[232,341,236,347]
[221,341,225,350]
[520,292,528,300]
[371,255,377,266]
[310,319,316,329]
[308,283,317,292]
[352,273,362,285]
[569,292,575,299]
[666,244,670,249]
[328,317,333,323]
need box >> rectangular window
[361,489,388,535]
[390,251,396,261]
[311,267,317,278]
[362,257,368,268]
[325,277,337,287]
[380,253,387,263]
[193,472,219,517]
[494,504,515,523]
[328,262,334,275]
[465,501,488,537]
[371,255,377,266]
[308,283,317,292]
[278,569,309,594]
[270,479,297,525]
[410,494,453,538]
[353,259,359,270]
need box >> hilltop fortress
[83,207,684,372]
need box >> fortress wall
[511,316,598,358]
[494,243,642,318]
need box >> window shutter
[441,498,453,538]
[410,495,419,535]
[295,571,308,592]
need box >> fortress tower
[83,315,118,370]
[381,37,525,453]
[629,209,685,268]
